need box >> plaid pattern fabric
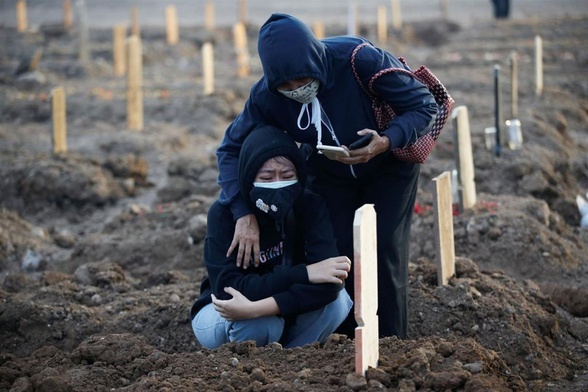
[351,42,455,163]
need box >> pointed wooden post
[390,0,402,31]
[126,35,143,130]
[131,7,140,37]
[535,35,543,96]
[377,5,387,44]
[76,0,89,64]
[433,172,455,286]
[510,50,518,118]
[233,22,250,78]
[313,20,325,39]
[238,0,247,25]
[353,204,379,376]
[52,87,68,155]
[113,25,127,76]
[347,1,358,36]
[16,0,28,33]
[452,106,477,211]
[204,1,215,31]
[63,0,73,30]
[166,5,179,45]
[202,42,214,95]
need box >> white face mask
[278,79,320,104]
[253,179,298,189]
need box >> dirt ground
[1,3,587,392]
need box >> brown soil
[1,7,587,392]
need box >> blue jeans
[192,290,353,349]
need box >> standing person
[491,0,510,19]
[191,125,352,349]
[216,13,438,338]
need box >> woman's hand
[306,256,352,284]
[212,287,254,321]
[227,214,260,269]
[212,287,279,320]
[338,129,390,165]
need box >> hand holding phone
[316,145,350,160]
[349,133,374,150]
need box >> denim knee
[228,316,285,346]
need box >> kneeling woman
[191,125,353,349]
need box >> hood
[258,13,328,94]
[238,125,307,202]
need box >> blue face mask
[250,181,302,221]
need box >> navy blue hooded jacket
[217,13,438,220]
[191,125,343,320]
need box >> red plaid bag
[351,42,455,163]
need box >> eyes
[257,170,297,182]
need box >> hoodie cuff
[383,125,405,150]
[230,197,254,221]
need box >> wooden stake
[238,0,247,25]
[433,172,455,286]
[377,5,387,44]
[113,25,127,76]
[16,0,27,33]
[204,1,215,31]
[131,7,140,37]
[63,0,72,30]
[166,5,179,45]
[510,50,518,118]
[202,42,214,95]
[126,35,143,130]
[52,87,68,155]
[233,22,250,78]
[493,65,502,157]
[390,0,402,31]
[535,35,543,96]
[440,0,448,21]
[347,1,358,36]
[353,204,379,376]
[76,0,89,64]
[452,106,477,211]
[313,20,325,39]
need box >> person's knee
[229,316,284,346]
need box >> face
[277,77,313,91]
[254,156,297,183]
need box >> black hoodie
[191,125,343,320]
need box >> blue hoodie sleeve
[354,45,438,150]
[216,84,268,220]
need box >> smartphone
[316,145,350,160]
[349,133,374,150]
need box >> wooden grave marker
[233,22,250,78]
[238,0,247,24]
[204,1,215,31]
[452,106,477,211]
[535,35,543,96]
[126,35,143,130]
[76,0,89,64]
[202,42,214,95]
[51,87,68,154]
[131,7,140,37]
[113,25,127,76]
[510,50,518,118]
[353,204,379,376]
[377,5,387,44]
[63,0,73,30]
[390,0,402,31]
[313,20,325,39]
[16,0,27,32]
[166,5,179,45]
[433,172,455,286]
